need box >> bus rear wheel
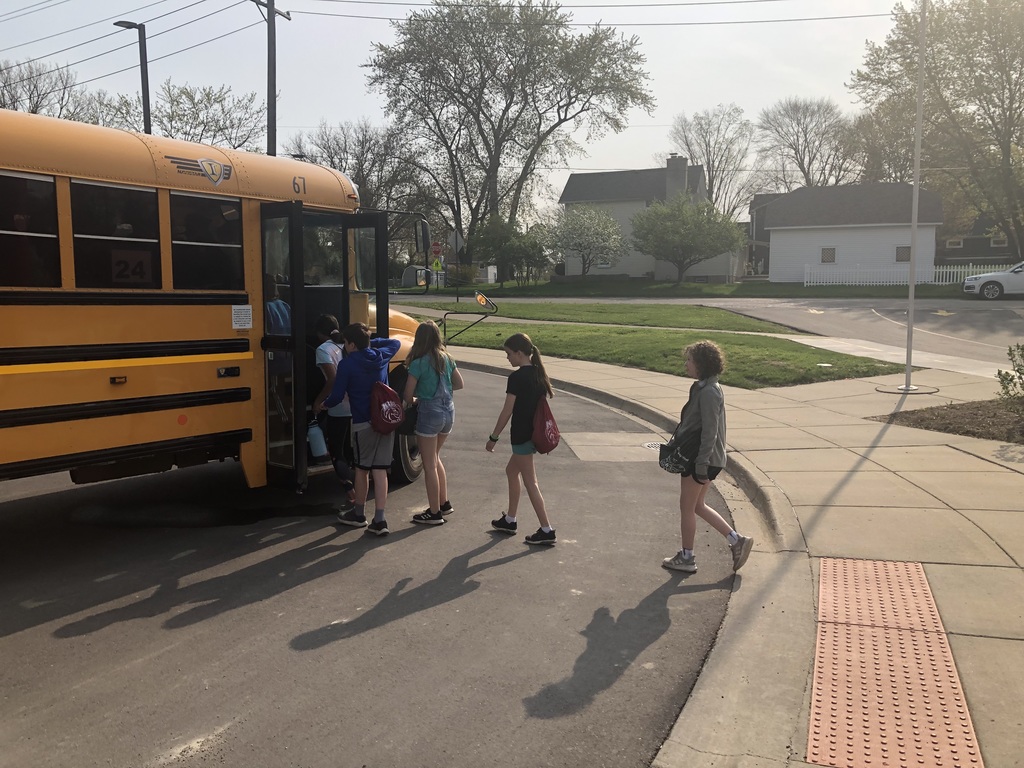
[392,432,423,484]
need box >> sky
[1,0,902,212]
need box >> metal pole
[901,0,927,393]
[114,21,151,135]
[137,25,151,135]
[251,1,291,156]
[267,0,276,155]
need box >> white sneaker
[731,535,753,572]
[662,552,697,573]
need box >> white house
[558,155,745,282]
[763,184,944,284]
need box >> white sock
[541,525,552,533]
[727,531,740,546]
[505,515,516,523]
[682,548,693,559]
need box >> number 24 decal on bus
[111,251,152,284]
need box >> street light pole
[114,21,151,135]
[250,0,291,156]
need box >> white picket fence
[804,263,1015,287]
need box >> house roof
[748,193,783,214]
[558,164,705,205]
[764,183,943,229]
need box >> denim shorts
[511,440,537,456]
[414,401,454,438]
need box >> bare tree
[285,119,443,251]
[756,97,861,190]
[668,104,763,219]
[0,59,93,120]
[99,79,266,151]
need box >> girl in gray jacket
[662,341,753,574]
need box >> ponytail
[504,332,553,398]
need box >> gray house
[558,155,742,281]
[763,184,944,283]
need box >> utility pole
[251,0,291,156]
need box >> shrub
[997,344,1024,416]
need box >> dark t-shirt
[507,366,543,445]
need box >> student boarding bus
[0,109,428,492]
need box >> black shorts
[322,415,354,479]
[680,465,723,482]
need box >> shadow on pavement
[290,536,537,651]
[523,573,733,719]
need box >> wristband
[489,434,500,442]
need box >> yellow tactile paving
[808,558,984,768]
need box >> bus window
[170,193,244,290]
[302,212,344,286]
[70,180,160,289]
[0,171,60,287]
[353,226,379,292]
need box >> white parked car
[962,261,1024,299]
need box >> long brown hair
[504,332,553,398]
[408,320,448,375]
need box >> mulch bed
[870,400,1024,445]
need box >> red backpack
[532,396,560,454]
[370,380,405,435]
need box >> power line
[2,1,248,87]
[290,8,892,26]
[0,0,72,24]
[0,0,176,55]
[1,0,235,71]
[35,20,265,100]
[306,0,827,6]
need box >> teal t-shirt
[408,354,456,400]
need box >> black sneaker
[439,500,454,514]
[366,519,390,536]
[525,528,556,546]
[491,516,517,534]
[336,510,367,527]
[411,510,446,526]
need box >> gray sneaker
[730,535,753,572]
[662,552,697,573]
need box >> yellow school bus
[0,109,426,491]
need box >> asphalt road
[0,370,736,768]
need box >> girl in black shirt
[485,333,557,545]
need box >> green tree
[366,0,655,260]
[850,0,1024,259]
[545,205,627,275]
[631,197,744,284]
[98,79,266,151]
[756,97,861,190]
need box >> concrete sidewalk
[449,344,1024,768]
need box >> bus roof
[0,109,359,209]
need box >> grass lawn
[398,301,800,334]
[420,279,963,301]
[439,319,903,390]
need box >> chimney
[666,154,689,201]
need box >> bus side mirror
[415,220,430,254]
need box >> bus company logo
[166,155,233,186]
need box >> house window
[895,246,911,262]
[946,238,963,249]
[820,247,836,264]
[991,236,1008,248]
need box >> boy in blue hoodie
[316,322,401,536]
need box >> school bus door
[261,200,307,490]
